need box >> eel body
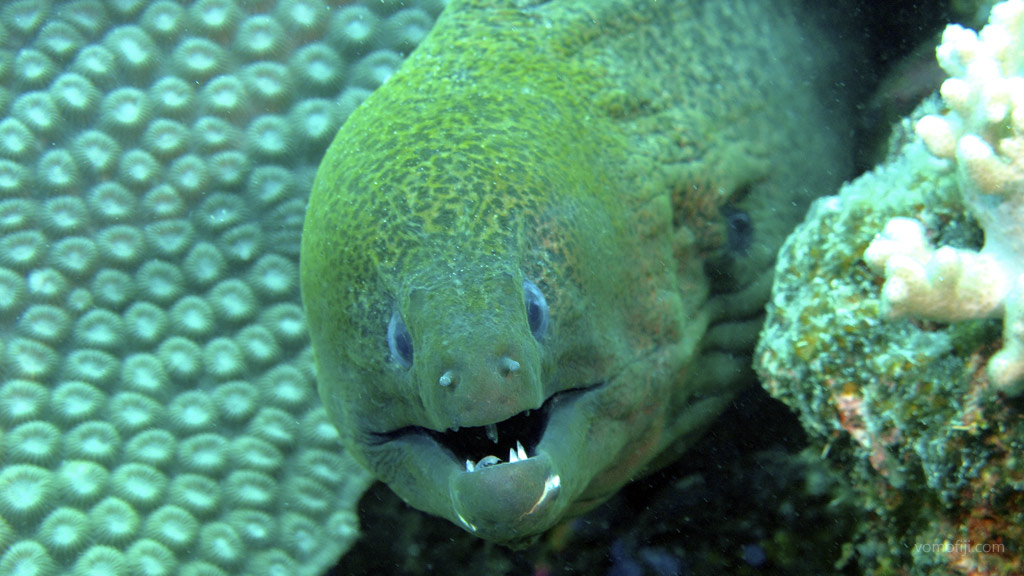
[301,0,850,546]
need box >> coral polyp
[235,15,288,61]
[148,76,194,118]
[0,117,40,161]
[73,131,122,178]
[190,0,242,40]
[37,507,91,560]
[103,25,159,81]
[100,87,150,135]
[173,38,225,80]
[0,464,57,527]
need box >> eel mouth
[375,383,602,470]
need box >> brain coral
[0,0,444,573]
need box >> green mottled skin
[302,0,849,546]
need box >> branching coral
[866,0,1024,394]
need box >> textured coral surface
[758,4,1024,573]
[0,1,441,574]
[757,111,1024,575]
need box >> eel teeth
[508,440,528,463]
[477,455,502,468]
[465,441,530,472]
[485,423,499,444]
[516,440,527,461]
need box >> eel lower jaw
[369,383,602,542]
[449,448,561,541]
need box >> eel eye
[523,279,548,340]
[388,310,414,368]
[724,206,753,255]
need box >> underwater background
[0,0,1019,575]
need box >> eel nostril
[439,369,457,387]
[499,356,520,377]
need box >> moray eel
[302,0,850,546]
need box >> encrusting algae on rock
[757,2,1024,573]
[302,0,856,546]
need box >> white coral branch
[866,0,1024,394]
